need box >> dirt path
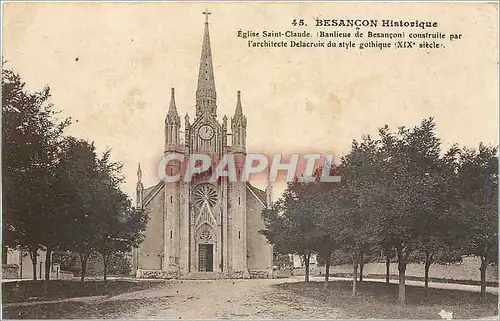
[109,278,346,319]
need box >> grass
[277,280,498,319]
[2,279,498,319]
[2,279,159,303]
[3,297,160,319]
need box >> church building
[132,15,273,279]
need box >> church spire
[196,11,217,117]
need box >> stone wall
[326,256,498,283]
[229,269,251,279]
[58,271,75,280]
[2,264,19,279]
[136,269,178,279]
[135,269,266,280]
[249,269,272,279]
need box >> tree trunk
[79,253,89,283]
[304,252,310,283]
[359,251,364,282]
[19,250,23,279]
[352,251,358,297]
[324,253,331,289]
[29,249,38,281]
[480,256,487,298]
[102,253,108,281]
[385,250,390,284]
[396,246,407,304]
[44,248,52,281]
[424,249,433,298]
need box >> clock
[199,124,214,140]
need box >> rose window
[199,230,212,240]
[193,183,218,209]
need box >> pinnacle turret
[231,90,247,152]
[167,88,179,120]
[136,163,144,208]
[234,90,243,117]
[165,88,181,151]
[137,163,143,183]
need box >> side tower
[133,164,144,275]
[229,90,249,276]
[164,88,182,275]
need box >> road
[3,276,498,319]
[107,278,347,319]
[99,276,498,319]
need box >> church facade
[132,16,273,279]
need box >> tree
[261,180,320,283]
[90,150,147,281]
[457,144,498,298]
[2,67,71,279]
[415,145,462,296]
[273,247,293,270]
[96,199,148,281]
[55,137,101,282]
[375,119,443,304]
[339,136,383,296]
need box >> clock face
[199,124,214,140]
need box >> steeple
[196,11,217,117]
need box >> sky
[3,2,498,200]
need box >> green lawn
[278,280,498,319]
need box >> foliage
[2,66,148,282]
[261,117,498,303]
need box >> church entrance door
[198,244,213,272]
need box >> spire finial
[202,9,211,23]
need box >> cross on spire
[202,10,211,23]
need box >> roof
[246,182,267,207]
[143,182,164,207]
